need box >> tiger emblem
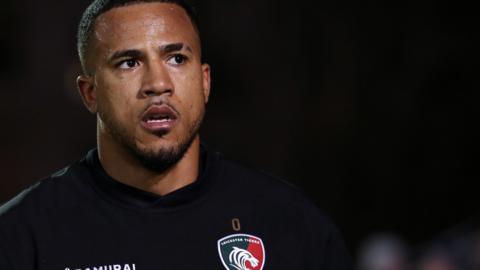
[218,233,265,270]
[228,247,259,270]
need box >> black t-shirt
[0,147,352,270]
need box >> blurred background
[0,0,478,268]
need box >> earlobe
[202,64,211,103]
[76,75,97,113]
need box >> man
[0,0,352,269]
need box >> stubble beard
[99,108,204,174]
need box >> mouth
[140,104,178,135]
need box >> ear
[77,75,97,113]
[201,63,211,103]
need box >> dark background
[0,0,477,259]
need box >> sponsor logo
[217,234,265,270]
[65,263,136,270]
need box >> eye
[118,59,139,69]
[167,54,187,66]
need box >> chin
[130,133,197,173]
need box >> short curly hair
[77,0,200,74]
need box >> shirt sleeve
[0,234,15,270]
[320,222,354,270]
[297,197,354,270]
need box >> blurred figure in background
[358,218,480,270]
[414,218,480,270]
[416,245,458,270]
[357,233,410,270]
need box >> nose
[140,61,174,97]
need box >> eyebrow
[108,43,193,62]
[109,49,143,62]
[160,43,193,54]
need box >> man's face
[79,3,210,171]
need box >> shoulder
[217,156,353,267]
[0,162,89,224]
[218,155,333,224]
[0,165,83,270]
[219,156,312,200]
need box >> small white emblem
[228,247,259,270]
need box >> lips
[140,104,178,135]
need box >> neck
[97,132,200,196]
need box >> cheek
[178,82,205,114]
[96,75,140,119]
[178,70,206,105]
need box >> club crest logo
[217,234,265,270]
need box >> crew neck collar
[84,144,220,211]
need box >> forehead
[93,3,199,51]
